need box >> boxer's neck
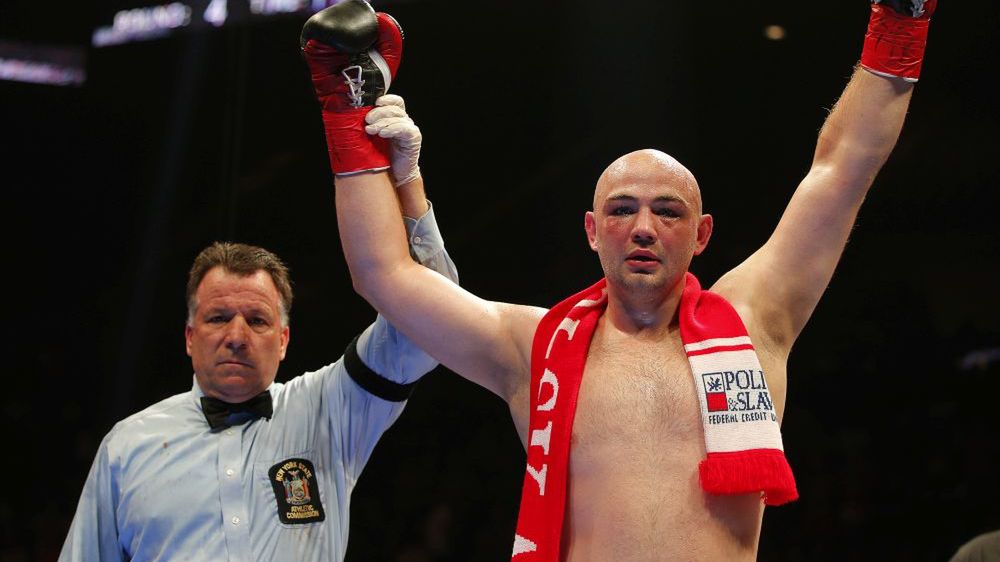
[603,279,683,336]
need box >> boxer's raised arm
[336,173,542,401]
[301,2,540,400]
[715,1,934,349]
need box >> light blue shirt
[59,204,457,562]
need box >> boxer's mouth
[626,250,660,263]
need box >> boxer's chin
[608,268,668,294]
[623,272,667,292]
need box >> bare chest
[562,332,764,560]
[572,334,703,452]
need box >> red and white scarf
[511,273,797,560]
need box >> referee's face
[186,267,290,403]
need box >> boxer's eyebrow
[652,195,685,205]
[606,194,686,205]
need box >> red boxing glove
[301,1,404,175]
[860,0,937,82]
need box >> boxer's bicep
[717,167,867,350]
[372,260,537,401]
[719,70,914,348]
[334,167,532,400]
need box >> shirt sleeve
[353,200,459,387]
[58,431,126,562]
[402,200,459,285]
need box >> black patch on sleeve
[268,458,326,525]
[343,334,416,402]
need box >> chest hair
[573,329,705,453]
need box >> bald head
[584,148,713,296]
[593,149,702,213]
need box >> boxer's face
[186,267,289,403]
[585,150,712,294]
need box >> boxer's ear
[584,211,599,252]
[694,214,713,255]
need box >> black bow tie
[200,392,273,430]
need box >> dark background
[2,0,998,560]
